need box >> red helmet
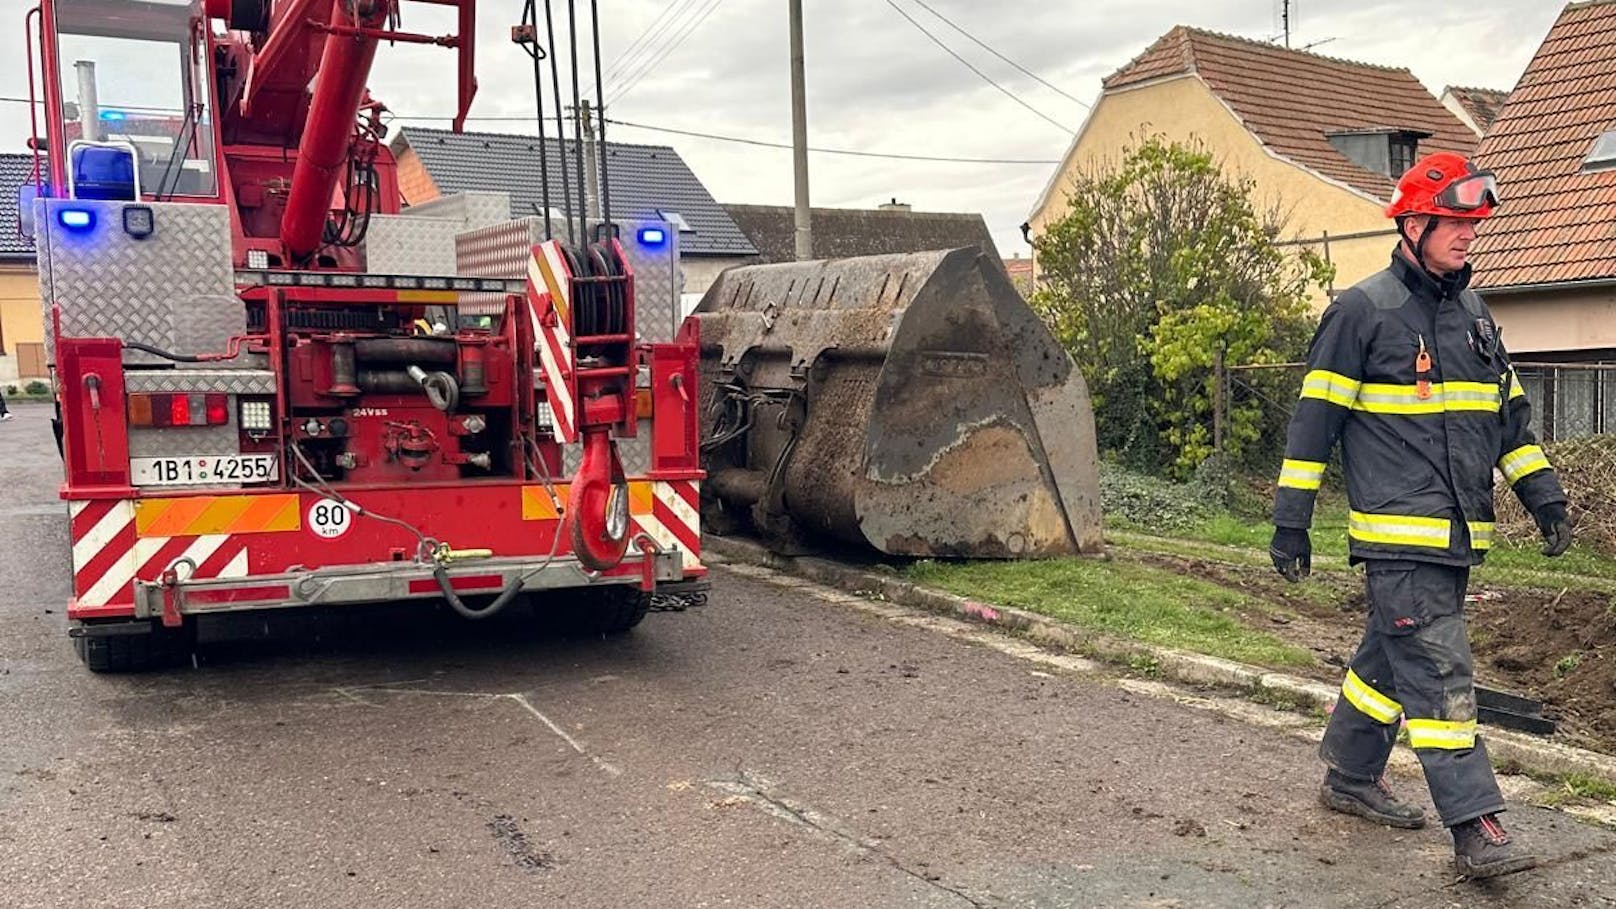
[1385,151,1500,220]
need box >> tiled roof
[1444,85,1511,133]
[1471,1,1616,290]
[1102,26,1478,201]
[393,127,755,257]
[722,204,1000,264]
[0,153,39,261]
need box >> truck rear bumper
[126,549,685,621]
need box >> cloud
[0,0,1566,254]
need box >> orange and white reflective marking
[519,479,703,574]
[636,479,703,573]
[528,241,578,443]
[70,495,299,608]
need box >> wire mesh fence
[1220,361,1616,554]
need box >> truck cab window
[52,0,217,198]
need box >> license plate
[130,455,279,487]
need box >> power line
[603,116,1058,164]
[382,109,1057,164]
[0,96,1059,165]
[589,0,707,99]
[606,0,727,107]
[904,0,1090,110]
[882,0,1073,135]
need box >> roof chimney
[878,197,911,212]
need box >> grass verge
[904,556,1312,669]
[1114,507,1616,595]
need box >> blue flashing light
[99,109,127,121]
[638,226,667,247]
[58,208,95,231]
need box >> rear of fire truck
[23,0,705,671]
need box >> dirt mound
[1470,586,1616,752]
[1126,549,1616,754]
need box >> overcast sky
[0,0,1569,256]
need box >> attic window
[1389,135,1418,178]
[1583,130,1616,172]
[656,209,693,233]
[1326,127,1432,179]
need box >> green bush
[1099,462,1213,533]
[23,380,49,396]
[3,384,16,396]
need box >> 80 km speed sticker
[308,498,355,539]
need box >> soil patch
[1122,549,1616,755]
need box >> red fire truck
[21,0,705,670]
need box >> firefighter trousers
[1319,559,1504,828]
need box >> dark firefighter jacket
[1273,252,1567,566]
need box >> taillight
[127,394,153,426]
[127,393,231,427]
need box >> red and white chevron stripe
[527,241,578,444]
[69,500,250,611]
[633,479,703,574]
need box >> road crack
[705,771,1000,908]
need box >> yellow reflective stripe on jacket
[1278,459,1326,491]
[1505,367,1526,400]
[1347,511,1451,548]
[1351,381,1501,415]
[1406,718,1477,750]
[1499,444,1551,485]
[1299,370,1360,408]
[1342,669,1402,724]
[1467,521,1495,551]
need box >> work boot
[1319,769,1427,829]
[1452,814,1536,879]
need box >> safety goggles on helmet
[1434,172,1500,211]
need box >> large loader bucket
[693,248,1103,559]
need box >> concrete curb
[704,535,1616,790]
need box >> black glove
[1534,502,1572,557]
[1270,527,1311,582]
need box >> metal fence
[1512,363,1616,441]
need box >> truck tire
[535,586,649,637]
[73,623,190,673]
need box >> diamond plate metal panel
[617,218,680,343]
[453,217,680,335]
[405,191,512,230]
[619,427,652,476]
[128,421,242,460]
[124,369,277,394]
[38,200,240,367]
[455,217,544,317]
[557,420,652,476]
[365,215,462,276]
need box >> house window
[1388,136,1419,178]
[1583,130,1616,172]
[1325,128,1429,179]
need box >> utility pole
[579,99,601,222]
[788,0,812,260]
[1282,0,1291,49]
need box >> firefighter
[1268,151,1572,880]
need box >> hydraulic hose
[432,564,527,621]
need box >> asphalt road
[3,399,1615,908]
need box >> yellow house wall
[1486,287,1616,356]
[1028,75,1399,311]
[0,264,44,382]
